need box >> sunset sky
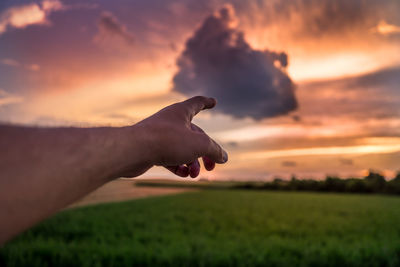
[0,0,399,180]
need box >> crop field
[1,190,400,266]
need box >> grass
[1,190,400,266]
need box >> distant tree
[394,171,400,181]
[324,176,346,192]
[364,170,386,192]
[289,175,299,190]
[270,178,286,190]
[385,171,400,194]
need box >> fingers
[203,136,228,164]
[188,159,200,178]
[165,165,189,177]
[165,158,214,178]
[191,130,227,164]
[181,96,216,120]
[191,123,228,164]
[165,159,213,178]
[191,125,216,170]
[208,137,228,164]
[191,123,227,164]
[165,161,200,178]
[202,156,215,171]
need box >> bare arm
[0,96,227,244]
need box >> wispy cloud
[1,58,19,67]
[94,11,134,47]
[370,20,400,36]
[282,161,297,167]
[1,58,40,71]
[0,89,23,107]
[0,0,64,36]
[339,158,354,166]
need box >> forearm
[0,124,148,244]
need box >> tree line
[237,170,400,195]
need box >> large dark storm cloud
[172,5,297,120]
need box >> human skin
[0,96,228,244]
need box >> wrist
[108,124,154,179]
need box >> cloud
[370,20,400,36]
[41,0,64,11]
[347,66,400,90]
[247,0,400,38]
[1,58,40,71]
[0,89,23,107]
[0,0,64,36]
[1,58,19,67]
[94,11,134,46]
[282,161,297,167]
[172,5,297,120]
[26,64,41,71]
[227,141,239,148]
[339,158,354,166]
[299,66,400,121]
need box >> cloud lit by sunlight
[288,48,400,81]
[371,20,400,36]
[214,121,362,142]
[0,0,63,35]
[243,141,400,160]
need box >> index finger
[181,96,217,120]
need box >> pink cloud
[0,0,64,35]
[1,58,40,71]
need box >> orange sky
[0,0,399,180]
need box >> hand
[129,96,228,178]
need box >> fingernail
[222,150,228,163]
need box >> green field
[1,190,400,266]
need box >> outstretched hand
[134,96,228,178]
[0,96,228,243]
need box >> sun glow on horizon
[242,143,400,160]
